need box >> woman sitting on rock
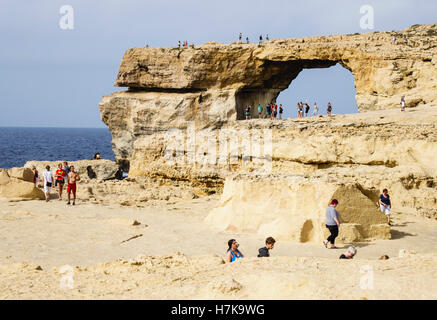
[226,239,244,263]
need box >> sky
[0,0,436,128]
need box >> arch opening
[235,61,358,120]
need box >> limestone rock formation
[0,170,44,200]
[205,176,390,243]
[99,23,437,229]
[8,167,34,183]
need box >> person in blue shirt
[226,239,244,263]
[379,188,392,226]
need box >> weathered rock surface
[99,24,437,232]
[205,176,390,243]
[0,170,44,200]
[114,24,437,114]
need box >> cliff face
[99,23,437,225]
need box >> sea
[0,127,115,169]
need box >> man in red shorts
[67,166,80,205]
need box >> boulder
[0,177,45,200]
[0,169,10,185]
[8,167,34,182]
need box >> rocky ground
[1,194,437,299]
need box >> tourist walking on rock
[226,239,244,263]
[258,104,263,118]
[327,102,333,116]
[258,237,276,257]
[279,104,283,119]
[339,246,357,259]
[32,166,39,186]
[266,34,269,41]
[43,165,53,202]
[239,33,242,42]
[67,166,80,206]
[323,199,340,249]
[313,102,319,116]
[55,163,66,201]
[379,188,392,225]
[178,40,181,48]
[259,34,263,45]
[246,37,249,44]
[400,96,406,111]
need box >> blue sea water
[0,127,115,169]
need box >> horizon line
[0,125,108,129]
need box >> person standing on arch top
[259,34,263,45]
[304,102,310,117]
[246,37,249,44]
[313,102,319,116]
[239,33,242,42]
[327,102,333,116]
[323,199,340,249]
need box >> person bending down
[67,165,80,205]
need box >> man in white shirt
[43,165,53,202]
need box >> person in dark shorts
[226,239,244,263]
[339,246,357,259]
[279,104,283,119]
[55,163,66,201]
[258,237,276,257]
[323,199,340,249]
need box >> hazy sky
[0,0,436,127]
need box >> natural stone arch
[234,59,354,120]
